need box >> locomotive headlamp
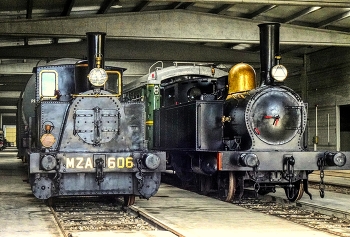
[88,67,108,87]
[41,122,56,148]
[238,153,259,167]
[271,64,288,82]
[40,134,56,148]
[143,154,161,170]
[325,152,346,167]
[41,154,57,171]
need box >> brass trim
[226,63,256,98]
[72,94,120,98]
[106,70,122,96]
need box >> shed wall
[286,47,350,152]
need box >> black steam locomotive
[127,23,350,202]
[18,32,166,206]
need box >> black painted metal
[21,33,166,201]
[154,100,223,151]
[151,24,350,200]
[161,77,217,107]
[74,60,90,93]
[86,32,106,71]
[258,23,280,86]
[36,64,76,102]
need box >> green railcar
[123,62,228,149]
[124,83,161,149]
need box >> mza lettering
[65,157,134,169]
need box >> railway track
[48,197,170,237]
[48,172,350,237]
[246,193,350,236]
[163,171,350,236]
[232,180,350,236]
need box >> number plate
[63,156,134,170]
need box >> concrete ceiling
[0,0,349,123]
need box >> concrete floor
[1,148,348,237]
[0,149,62,237]
[131,184,341,237]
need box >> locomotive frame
[124,23,350,202]
[18,32,166,206]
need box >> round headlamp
[88,68,108,87]
[325,152,346,167]
[238,153,259,167]
[144,154,161,170]
[41,154,57,171]
[271,64,288,82]
[40,133,56,148]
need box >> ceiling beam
[208,4,233,14]
[282,7,322,23]
[0,40,255,63]
[132,1,151,12]
[176,2,195,9]
[0,10,348,46]
[1,113,16,117]
[0,62,41,74]
[61,0,76,16]
[244,5,277,19]
[98,0,118,14]
[0,61,175,78]
[0,75,30,84]
[0,107,17,114]
[0,98,19,105]
[26,0,33,19]
[166,2,183,9]
[317,11,350,28]
[0,92,21,98]
[0,106,17,109]
[150,0,350,8]
[0,84,26,92]
[0,39,302,65]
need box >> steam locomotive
[18,32,166,206]
[124,23,350,202]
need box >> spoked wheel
[218,171,236,202]
[199,175,212,195]
[284,180,304,202]
[123,195,136,206]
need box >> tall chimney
[86,32,106,71]
[258,23,280,86]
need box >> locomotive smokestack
[86,32,106,71]
[258,23,280,86]
[75,33,110,93]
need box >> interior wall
[287,47,350,151]
[3,125,16,146]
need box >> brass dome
[227,63,256,98]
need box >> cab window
[40,71,58,98]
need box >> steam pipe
[258,23,280,86]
